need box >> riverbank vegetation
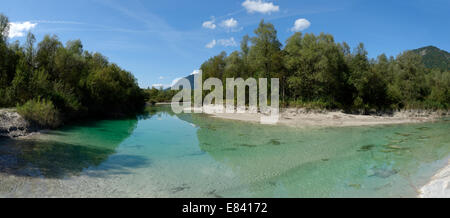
[200,20,449,112]
[143,88,177,105]
[0,14,145,128]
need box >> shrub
[17,98,62,128]
[287,99,332,109]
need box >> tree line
[144,87,177,105]
[200,20,449,112]
[0,14,145,127]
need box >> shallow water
[0,106,449,197]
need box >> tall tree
[284,33,352,107]
[394,51,428,106]
[248,20,282,79]
[36,35,63,79]
[0,14,9,42]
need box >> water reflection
[0,118,146,178]
[1,105,448,197]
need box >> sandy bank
[419,159,450,198]
[202,107,448,128]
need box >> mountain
[165,74,195,90]
[185,74,195,87]
[412,46,450,71]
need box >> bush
[17,98,62,128]
[287,99,332,109]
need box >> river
[0,105,449,197]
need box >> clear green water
[0,106,449,197]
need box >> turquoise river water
[0,105,449,197]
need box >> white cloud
[221,18,238,29]
[171,77,183,87]
[152,84,166,89]
[202,18,216,29]
[206,40,217,48]
[191,70,201,75]
[242,0,280,14]
[8,21,37,38]
[218,37,237,47]
[159,76,165,80]
[206,37,237,49]
[220,18,241,32]
[291,18,311,32]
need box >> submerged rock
[395,132,411,137]
[238,143,257,148]
[207,189,223,198]
[0,109,37,138]
[369,168,399,179]
[358,144,376,152]
[269,139,282,145]
[170,184,190,194]
[348,184,362,189]
[222,148,237,151]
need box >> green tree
[426,69,450,108]
[201,51,227,80]
[248,20,282,79]
[393,51,428,107]
[224,51,244,79]
[284,33,352,108]
[36,35,63,79]
[347,44,392,111]
[1,14,146,123]
[0,13,9,42]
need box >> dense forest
[412,46,450,71]
[144,87,177,105]
[200,20,449,112]
[0,14,146,127]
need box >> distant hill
[166,74,195,90]
[185,74,195,87]
[412,46,450,71]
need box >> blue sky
[3,0,450,88]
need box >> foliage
[0,14,145,124]
[412,46,450,71]
[17,98,61,128]
[144,87,177,104]
[200,20,450,111]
